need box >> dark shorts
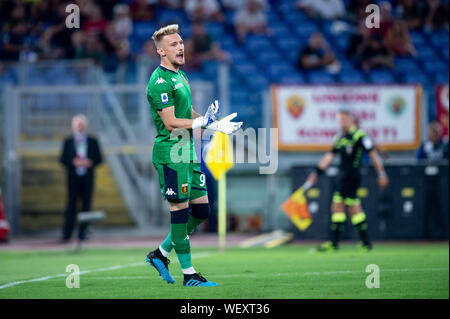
[333,175,361,206]
[153,161,208,203]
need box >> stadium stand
[0,0,448,125]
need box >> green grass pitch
[0,243,448,299]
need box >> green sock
[160,215,204,256]
[171,222,192,269]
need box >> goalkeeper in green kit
[145,24,242,287]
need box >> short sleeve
[331,134,340,153]
[361,134,374,152]
[147,80,174,111]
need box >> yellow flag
[205,132,234,180]
[281,186,312,231]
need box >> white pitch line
[87,267,449,281]
[0,252,214,290]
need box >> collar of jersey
[159,65,179,74]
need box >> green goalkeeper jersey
[147,65,197,164]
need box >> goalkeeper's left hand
[206,113,243,135]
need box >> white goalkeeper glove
[206,113,243,135]
[192,100,221,129]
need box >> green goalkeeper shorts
[153,162,208,202]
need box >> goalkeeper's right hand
[206,113,243,135]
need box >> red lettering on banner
[312,93,379,104]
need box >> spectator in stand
[385,20,417,57]
[185,20,230,70]
[234,0,269,43]
[160,0,184,9]
[422,0,449,31]
[138,39,160,70]
[110,4,133,44]
[1,19,29,61]
[97,0,121,21]
[129,0,156,22]
[67,30,86,59]
[223,0,267,10]
[417,122,449,162]
[346,21,371,60]
[83,5,107,35]
[295,0,345,20]
[185,0,225,22]
[360,35,393,72]
[347,0,372,22]
[397,0,422,30]
[296,32,340,73]
[38,2,76,59]
[82,32,106,66]
[370,1,394,39]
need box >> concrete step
[21,154,134,231]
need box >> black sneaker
[183,273,218,287]
[146,250,175,284]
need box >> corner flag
[205,131,234,252]
[281,183,312,231]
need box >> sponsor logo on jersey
[155,77,167,85]
[165,188,176,196]
[174,83,184,90]
[171,78,177,82]
[181,183,188,194]
[286,95,305,118]
[161,93,168,104]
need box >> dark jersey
[332,126,374,180]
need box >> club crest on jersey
[181,183,189,194]
[161,93,168,104]
[346,145,353,154]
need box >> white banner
[271,85,421,151]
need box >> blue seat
[368,70,395,83]
[219,35,237,50]
[402,71,428,84]
[257,51,283,66]
[430,32,449,49]
[229,48,248,63]
[246,74,269,91]
[246,37,272,53]
[293,22,317,38]
[339,71,365,83]
[279,73,305,84]
[422,61,447,74]
[277,38,302,52]
[234,62,258,76]
[268,64,293,81]
[333,36,350,52]
[417,47,436,60]
[308,71,335,84]
[230,89,249,105]
[202,61,218,80]
[204,22,224,38]
[133,22,157,40]
[434,72,449,84]
[270,25,290,37]
[409,32,426,47]
[157,10,187,25]
[395,58,418,73]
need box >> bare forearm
[318,152,334,170]
[165,118,194,131]
[192,109,202,119]
[369,150,385,176]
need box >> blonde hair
[152,24,179,46]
